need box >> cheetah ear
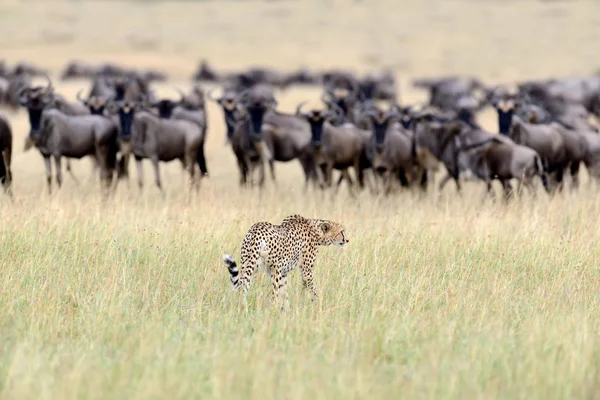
[320,222,330,233]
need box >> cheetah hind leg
[270,267,289,312]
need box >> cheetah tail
[222,254,239,290]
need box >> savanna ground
[1,0,600,399]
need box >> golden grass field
[1,1,600,399]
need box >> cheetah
[222,214,349,309]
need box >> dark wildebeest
[211,84,315,189]
[321,74,366,127]
[296,103,371,193]
[19,80,118,194]
[358,71,397,102]
[413,76,487,113]
[0,114,12,195]
[458,136,547,200]
[364,107,417,195]
[192,60,220,82]
[146,89,209,178]
[172,86,209,177]
[494,98,569,192]
[108,99,204,193]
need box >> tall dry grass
[1,0,600,399]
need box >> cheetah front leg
[299,253,318,302]
[270,266,289,311]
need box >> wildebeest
[207,85,242,145]
[0,114,12,195]
[321,75,365,127]
[458,136,548,200]
[364,107,416,194]
[413,76,487,113]
[171,86,209,177]
[0,73,30,111]
[494,98,568,191]
[296,103,371,192]
[107,98,204,192]
[212,84,314,188]
[19,79,118,194]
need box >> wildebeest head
[413,114,463,159]
[151,99,179,119]
[237,84,278,140]
[493,97,516,135]
[396,104,425,130]
[321,78,360,125]
[77,89,108,115]
[18,73,54,145]
[296,102,339,148]
[208,88,242,142]
[111,77,128,102]
[179,86,206,110]
[366,107,399,152]
[107,99,143,142]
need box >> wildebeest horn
[236,89,250,105]
[174,87,186,103]
[320,91,333,105]
[76,89,87,104]
[295,101,308,116]
[366,109,380,118]
[41,72,53,94]
[18,87,31,106]
[328,100,345,122]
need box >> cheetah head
[314,220,349,248]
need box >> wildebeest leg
[553,165,565,193]
[268,160,276,185]
[53,155,63,189]
[482,180,496,202]
[96,145,113,196]
[135,156,144,190]
[421,169,429,192]
[569,161,580,191]
[1,149,11,196]
[44,156,53,194]
[197,143,209,177]
[340,169,356,197]
[0,151,6,194]
[383,171,393,196]
[257,160,266,188]
[237,158,248,186]
[186,153,199,192]
[396,169,409,189]
[323,164,335,188]
[63,158,80,186]
[438,173,452,193]
[151,157,164,194]
[315,164,327,190]
[502,180,513,203]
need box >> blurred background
[1,0,599,195]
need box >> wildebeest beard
[309,120,325,146]
[224,109,236,140]
[118,109,135,141]
[372,121,389,151]
[27,108,44,137]
[247,106,266,140]
[497,109,513,135]
[90,106,105,115]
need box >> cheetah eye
[320,223,330,233]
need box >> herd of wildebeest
[1,59,600,200]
